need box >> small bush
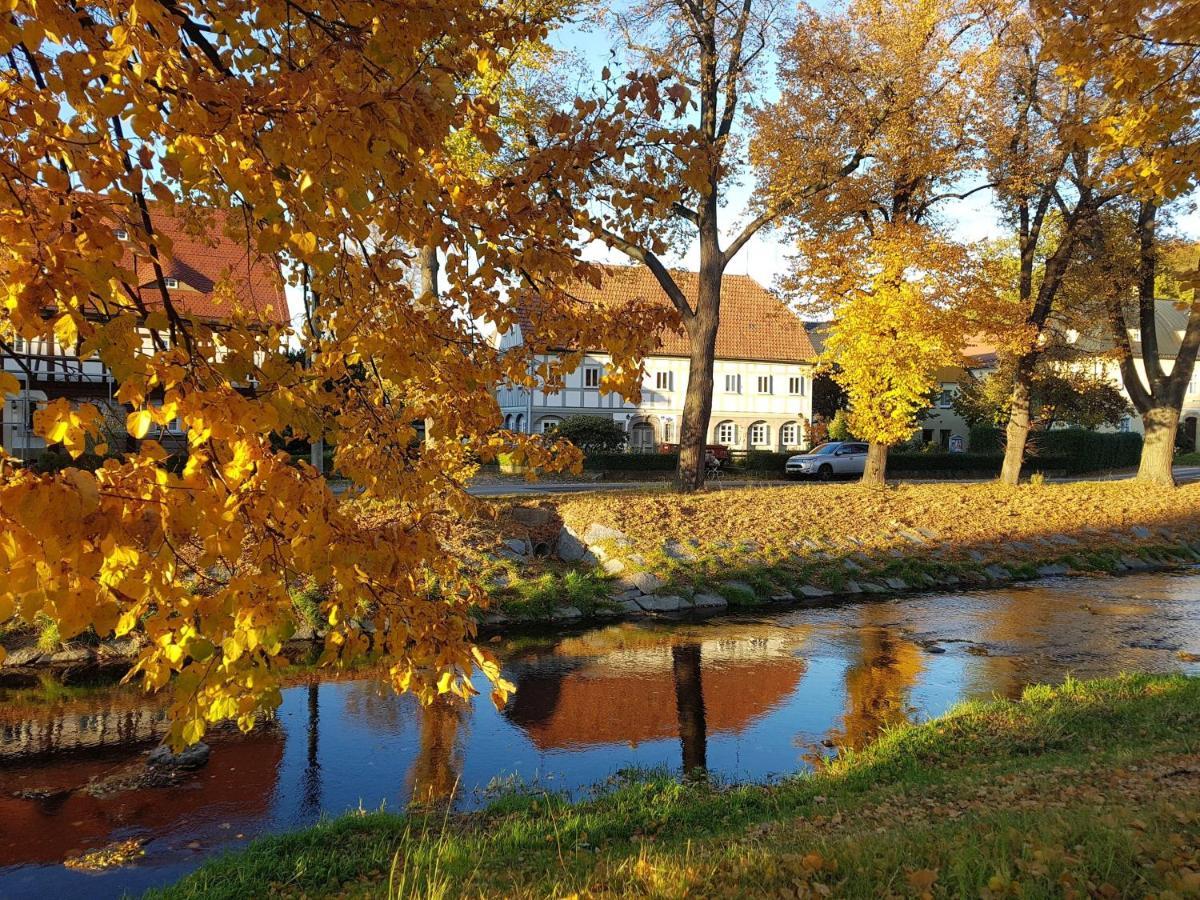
[583,451,679,471]
[290,580,324,629]
[968,424,1002,454]
[552,416,628,452]
[828,409,854,441]
[1033,429,1143,474]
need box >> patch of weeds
[34,613,61,653]
[716,583,759,607]
[499,568,612,617]
[289,579,325,629]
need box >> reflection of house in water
[0,729,283,867]
[502,624,809,772]
[0,686,173,761]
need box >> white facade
[497,332,817,452]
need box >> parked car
[785,441,869,480]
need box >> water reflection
[2,570,1200,899]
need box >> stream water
[2,569,1200,898]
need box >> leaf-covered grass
[155,673,1200,899]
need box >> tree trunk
[861,441,888,486]
[677,255,721,493]
[419,245,439,449]
[1000,361,1034,485]
[1137,404,1179,486]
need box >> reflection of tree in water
[407,696,468,806]
[829,614,924,751]
[672,644,707,776]
[301,682,322,816]
[340,679,417,731]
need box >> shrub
[827,409,854,441]
[1032,429,1143,474]
[290,580,324,629]
[582,451,678,471]
[968,424,1002,454]
[552,416,628,452]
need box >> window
[514,413,524,433]
[1190,373,1200,397]
[584,366,602,389]
[724,373,741,393]
[539,416,561,434]
[716,421,737,445]
[663,420,674,443]
[164,277,179,289]
[939,429,951,450]
[655,371,674,391]
[757,375,773,395]
[780,422,798,446]
[503,414,513,429]
[1130,327,1142,342]
[749,422,769,446]
[937,386,956,408]
[922,429,933,445]
[788,376,804,396]
[114,229,128,240]
[1118,416,1131,433]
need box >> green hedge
[968,424,1003,454]
[1031,429,1143,474]
[888,452,1004,474]
[582,451,679,471]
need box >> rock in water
[147,741,211,770]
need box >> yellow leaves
[36,399,102,458]
[127,408,154,439]
[905,867,939,896]
[290,231,318,255]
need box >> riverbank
[4,481,1200,677]
[154,672,1200,898]
[471,480,1200,628]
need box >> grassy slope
[156,674,1200,899]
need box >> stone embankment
[481,514,1200,630]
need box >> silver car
[785,441,869,480]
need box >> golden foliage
[0,0,668,745]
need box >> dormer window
[164,277,179,289]
[114,229,128,240]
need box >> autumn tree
[0,0,666,746]
[978,7,1131,485]
[759,0,995,485]
[953,366,1130,431]
[549,0,869,492]
[1036,0,1200,484]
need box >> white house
[497,266,818,452]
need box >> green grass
[155,673,1200,899]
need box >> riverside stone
[556,527,589,562]
[1131,525,1153,540]
[884,577,908,591]
[584,523,633,547]
[799,585,833,598]
[512,507,554,527]
[629,572,666,594]
[984,564,1011,580]
[551,606,582,622]
[503,538,529,556]
[148,741,210,770]
[602,558,626,576]
[637,594,684,613]
[692,593,728,610]
[1037,563,1071,577]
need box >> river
[2,569,1199,898]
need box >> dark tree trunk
[1000,359,1034,485]
[861,441,888,486]
[677,214,722,493]
[1138,404,1180,486]
[671,643,707,777]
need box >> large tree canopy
[0,0,667,745]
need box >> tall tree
[557,0,863,491]
[758,0,994,485]
[0,0,663,744]
[980,8,1125,484]
[1037,0,1200,484]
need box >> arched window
[503,414,513,430]
[715,420,737,446]
[514,413,524,433]
[749,421,769,447]
[779,422,798,448]
[539,416,562,434]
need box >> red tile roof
[118,205,288,327]
[538,264,816,363]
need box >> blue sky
[552,13,1200,291]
